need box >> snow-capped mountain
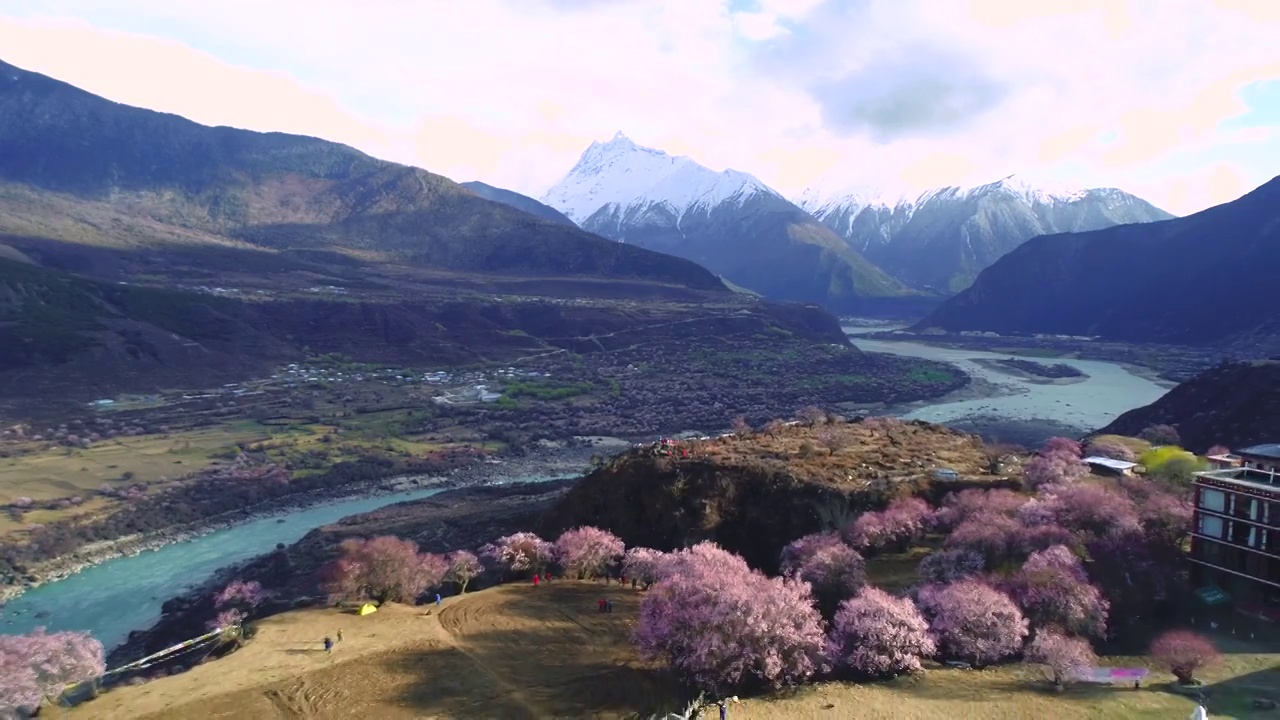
[542,133,926,314]
[796,175,1174,293]
[542,132,780,225]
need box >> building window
[1199,515,1224,539]
[1200,489,1226,513]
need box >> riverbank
[855,330,1237,383]
[0,442,600,606]
[108,475,579,664]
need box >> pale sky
[1,0,1277,215]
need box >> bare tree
[818,428,849,456]
[730,416,752,438]
[796,406,827,427]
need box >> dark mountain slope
[461,181,576,226]
[913,177,1280,348]
[0,256,849,399]
[0,59,724,292]
[1095,359,1280,453]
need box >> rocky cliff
[538,418,1018,572]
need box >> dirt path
[69,581,673,720]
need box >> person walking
[435,593,442,607]
[598,598,606,613]
[336,629,343,643]
[533,574,540,587]
[323,636,333,655]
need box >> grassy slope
[71,582,1279,720]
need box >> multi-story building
[1189,444,1280,608]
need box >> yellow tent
[357,603,378,616]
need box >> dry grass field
[63,582,1279,720]
[687,418,1008,487]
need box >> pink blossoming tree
[418,552,450,593]
[1005,550,1109,639]
[445,550,483,593]
[843,497,933,553]
[621,547,668,588]
[780,532,866,615]
[633,542,827,692]
[916,580,1028,667]
[826,587,935,678]
[1025,630,1096,690]
[554,526,625,579]
[320,536,437,604]
[917,549,987,585]
[933,489,1027,531]
[1150,630,1220,685]
[479,532,554,578]
[1082,441,1136,462]
[0,627,105,716]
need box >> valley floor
[71,582,1279,720]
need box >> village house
[1189,443,1280,614]
[1083,455,1138,476]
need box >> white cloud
[0,0,1277,214]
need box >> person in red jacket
[533,574,540,587]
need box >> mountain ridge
[911,175,1280,348]
[461,181,576,226]
[796,175,1174,292]
[541,133,932,316]
[0,59,726,292]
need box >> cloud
[0,0,1277,215]
[809,45,1009,141]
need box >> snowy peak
[962,174,1090,204]
[542,133,781,224]
[800,174,1095,217]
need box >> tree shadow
[284,647,332,656]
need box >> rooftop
[1237,443,1280,460]
[1195,466,1280,493]
[1083,456,1137,470]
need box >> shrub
[826,587,935,678]
[0,627,106,716]
[1139,446,1204,482]
[917,580,1028,667]
[214,580,267,611]
[779,532,866,614]
[554,526,624,579]
[1139,424,1181,446]
[445,550,483,593]
[1205,444,1230,457]
[634,543,827,692]
[1150,630,1220,685]
[1025,631,1096,689]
